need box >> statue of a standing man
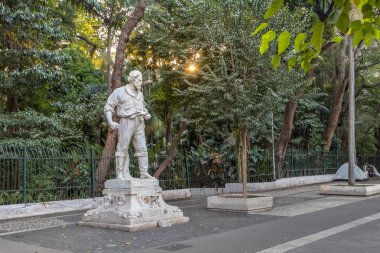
[104,70,154,180]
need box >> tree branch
[111,0,146,91]
[76,34,98,60]
[357,60,380,71]
[154,122,188,178]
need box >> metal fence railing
[1,146,378,205]
[0,146,189,205]
[281,149,349,178]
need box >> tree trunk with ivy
[96,0,146,184]
[324,38,348,151]
[275,93,303,178]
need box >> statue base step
[79,178,189,232]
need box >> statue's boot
[122,154,133,180]
[115,156,125,180]
[138,156,154,179]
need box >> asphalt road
[1,184,380,253]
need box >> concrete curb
[0,189,192,221]
[189,188,225,196]
[0,197,103,220]
[320,183,380,196]
[161,189,191,200]
[0,175,335,220]
[225,175,335,193]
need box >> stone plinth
[79,178,189,231]
[320,184,380,196]
[207,194,273,212]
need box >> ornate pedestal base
[79,178,189,231]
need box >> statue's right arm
[104,91,119,130]
[105,111,119,130]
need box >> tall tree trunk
[375,128,380,152]
[348,34,356,186]
[275,92,303,178]
[106,1,116,96]
[106,26,113,96]
[0,91,3,113]
[111,0,145,90]
[241,127,248,198]
[165,107,173,147]
[96,0,146,184]
[154,123,187,178]
[7,93,19,113]
[323,38,348,151]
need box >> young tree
[175,0,304,196]
[255,0,380,185]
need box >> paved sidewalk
[131,195,380,253]
[0,238,71,253]
[1,182,380,253]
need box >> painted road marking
[256,212,380,253]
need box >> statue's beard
[132,83,142,91]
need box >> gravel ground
[1,198,281,253]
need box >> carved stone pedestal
[79,178,189,231]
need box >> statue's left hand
[143,112,151,120]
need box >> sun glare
[187,64,197,73]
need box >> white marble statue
[104,70,154,180]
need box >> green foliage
[0,1,106,147]
[293,91,327,150]
[0,192,23,205]
[294,33,307,52]
[63,47,103,88]
[278,31,291,55]
[252,23,269,35]
[264,0,284,19]
[0,110,83,147]
[357,135,377,155]
[310,21,324,53]
[66,0,104,17]
[256,0,380,71]
[272,54,281,67]
[260,30,277,54]
[0,1,75,107]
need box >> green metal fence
[186,149,351,187]
[1,146,376,205]
[0,146,188,205]
[280,149,349,178]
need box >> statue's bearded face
[132,74,143,91]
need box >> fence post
[184,149,190,189]
[90,147,95,198]
[22,146,27,205]
[306,148,309,176]
[322,151,325,174]
[290,147,294,177]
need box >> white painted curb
[0,189,191,221]
[161,189,191,200]
[225,175,335,193]
[189,188,225,196]
[0,175,335,220]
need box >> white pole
[348,34,356,186]
[271,112,276,180]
